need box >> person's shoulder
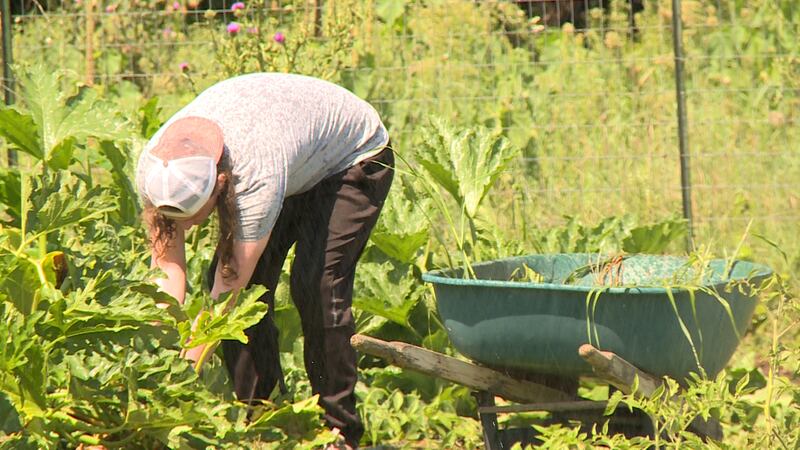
[216,72,315,84]
[200,73,325,92]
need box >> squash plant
[0,67,331,449]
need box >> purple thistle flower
[173,1,180,9]
[105,4,116,13]
[231,2,245,11]
[178,61,190,72]
[273,31,285,44]
[226,22,241,35]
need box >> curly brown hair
[144,150,240,281]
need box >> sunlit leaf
[41,251,67,288]
[140,96,164,138]
[371,182,430,263]
[0,108,42,159]
[375,0,407,26]
[622,216,687,253]
[99,140,141,225]
[370,230,428,264]
[31,173,114,236]
[353,262,422,328]
[418,118,519,217]
[248,395,326,439]
[17,66,127,162]
[0,168,22,224]
[184,286,269,348]
[15,345,48,419]
[417,119,462,202]
[0,255,41,315]
[47,137,76,170]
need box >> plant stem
[764,288,783,441]
[193,341,219,373]
[18,169,29,253]
[724,219,752,279]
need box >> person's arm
[210,233,271,300]
[151,225,187,305]
[184,233,270,364]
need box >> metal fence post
[671,0,694,251]
[1,0,16,166]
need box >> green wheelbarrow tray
[422,253,772,381]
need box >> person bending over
[136,73,394,449]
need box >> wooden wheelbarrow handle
[351,334,573,404]
[579,344,723,441]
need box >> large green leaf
[248,396,327,440]
[0,391,21,435]
[17,66,127,164]
[47,137,76,171]
[451,129,515,217]
[0,255,41,316]
[0,168,22,224]
[139,96,164,139]
[370,181,431,263]
[354,262,422,328]
[418,118,519,217]
[14,345,47,419]
[180,286,269,348]
[30,173,114,237]
[417,119,462,202]
[0,108,42,159]
[622,216,688,254]
[98,140,140,225]
[370,230,429,264]
[375,0,407,26]
[0,306,47,421]
[274,303,303,353]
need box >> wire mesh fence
[2,0,798,260]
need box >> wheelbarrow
[351,253,772,448]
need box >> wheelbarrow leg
[474,391,502,450]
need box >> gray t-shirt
[140,73,389,241]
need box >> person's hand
[183,344,206,363]
[179,311,219,372]
[324,429,354,450]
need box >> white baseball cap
[137,117,225,219]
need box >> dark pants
[208,146,394,447]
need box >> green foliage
[358,367,482,449]
[375,0,408,28]
[418,117,519,219]
[3,1,799,448]
[369,181,431,265]
[208,0,365,82]
[405,117,521,274]
[0,108,40,160]
[138,97,164,139]
[179,286,268,350]
[533,215,688,255]
[14,66,127,168]
[0,66,328,449]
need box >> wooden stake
[308,0,321,37]
[84,0,95,86]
